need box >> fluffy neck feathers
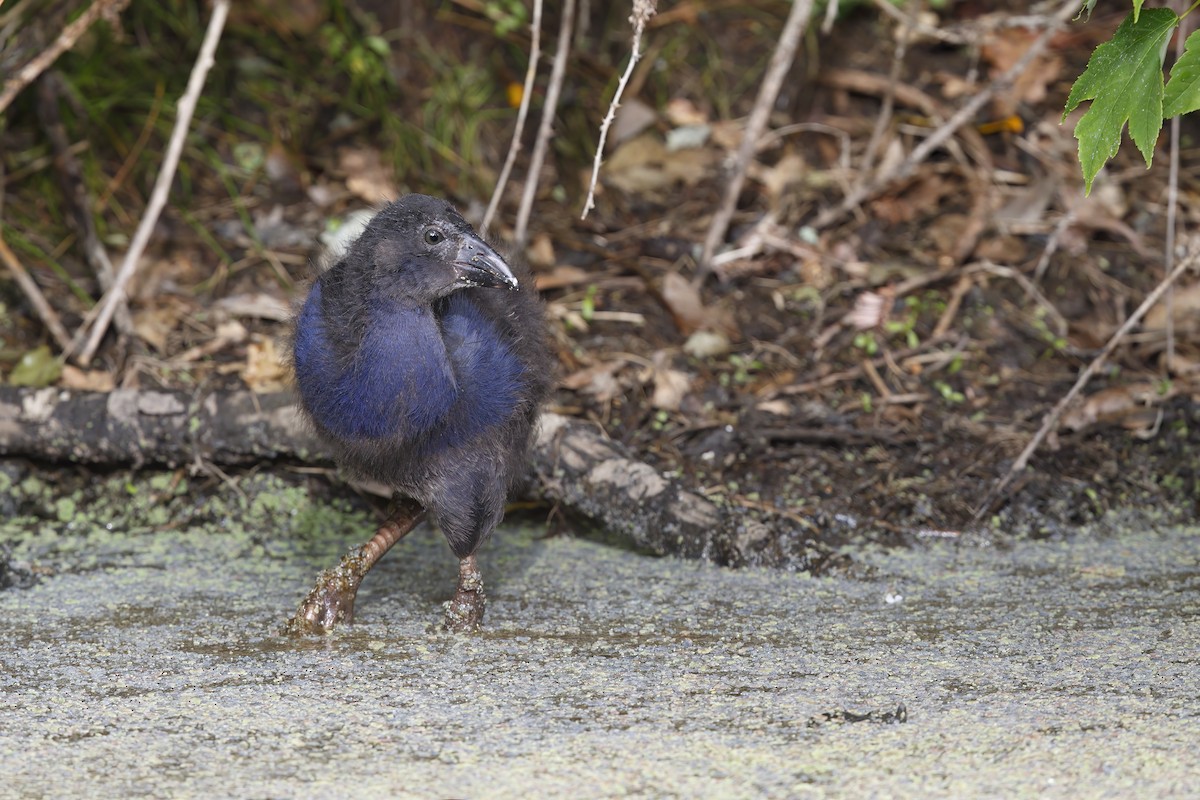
[293,279,523,446]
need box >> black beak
[452,233,518,291]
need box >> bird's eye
[424,228,444,246]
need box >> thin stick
[867,0,967,45]
[813,0,1078,231]
[0,0,131,115]
[1163,2,1190,372]
[0,236,73,351]
[821,0,838,34]
[1031,204,1080,285]
[975,242,1200,520]
[857,0,916,183]
[481,0,543,237]
[698,0,815,279]
[580,0,657,221]
[72,0,230,366]
[513,0,576,249]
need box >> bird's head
[350,194,518,302]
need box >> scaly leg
[442,553,486,632]
[286,497,425,635]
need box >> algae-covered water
[1,471,1197,798]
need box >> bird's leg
[285,496,426,635]
[442,553,486,632]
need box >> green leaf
[9,345,62,388]
[1063,8,1177,193]
[364,35,390,57]
[1133,0,1145,23]
[1165,29,1200,117]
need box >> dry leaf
[611,98,658,148]
[874,138,906,184]
[665,97,708,127]
[755,399,792,416]
[214,292,292,322]
[132,307,179,353]
[1161,350,1200,375]
[536,265,590,291]
[526,233,556,268]
[981,27,1062,117]
[1060,383,1171,433]
[176,320,249,363]
[604,134,717,196]
[660,272,737,337]
[710,120,744,151]
[561,360,627,402]
[650,350,692,411]
[682,330,730,358]
[937,72,976,100]
[994,178,1058,228]
[59,365,116,392]
[871,175,952,225]
[1145,283,1200,332]
[847,290,887,331]
[339,147,397,204]
[1063,183,1148,257]
[926,212,969,259]
[130,256,200,302]
[748,151,808,202]
[660,272,706,334]
[241,335,291,393]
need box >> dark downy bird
[289,194,551,632]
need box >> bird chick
[289,194,551,632]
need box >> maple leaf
[1063,8,1177,193]
[1165,28,1200,117]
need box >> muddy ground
[2,472,1198,798]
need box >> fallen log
[0,387,827,569]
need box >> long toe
[285,562,363,635]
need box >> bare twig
[580,0,657,221]
[970,261,1067,337]
[821,0,839,34]
[0,236,73,351]
[72,0,230,366]
[857,0,916,182]
[481,0,543,237]
[513,0,575,249]
[1031,204,1081,285]
[1163,2,1192,372]
[976,241,1200,520]
[0,0,131,114]
[813,0,1079,231]
[821,68,990,168]
[867,0,967,45]
[698,0,815,279]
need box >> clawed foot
[284,552,367,635]
[442,555,486,632]
[284,499,425,635]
